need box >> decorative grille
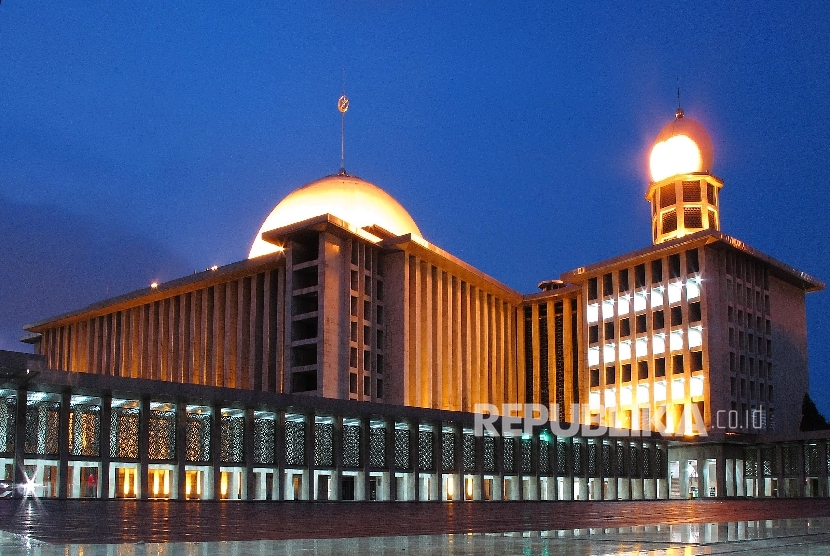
[185,412,211,462]
[762,446,776,476]
[394,428,410,470]
[602,444,613,476]
[442,431,455,471]
[557,442,568,475]
[483,436,495,473]
[418,430,434,472]
[587,442,597,477]
[572,442,583,475]
[744,449,758,477]
[642,446,652,478]
[804,445,819,476]
[538,437,551,475]
[314,422,334,467]
[148,409,176,460]
[285,419,306,466]
[629,445,640,478]
[343,425,361,469]
[221,414,245,463]
[253,417,275,465]
[25,403,60,455]
[0,397,15,453]
[463,434,476,472]
[783,445,798,476]
[69,406,101,457]
[369,426,386,469]
[110,408,139,459]
[521,438,532,473]
[503,437,515,473]
[616,444,625,477]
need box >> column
[332,415,343,501]
[100,393,112,500]
[12,387,27,499]
[360,417,371,501]
[211,402,222,500]
[245,408,255,500]
[139,396,151,500]
[431,421,442,501]
[276,411,286,501]
[385,417,396,501]
[176,401,187,500]
[305,411,316,501]
[58,390,70,499]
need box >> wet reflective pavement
[2,499,830,555]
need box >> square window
[349,373,358,393]
[669,254,681,279]
[604,322,615,341]
[350,270,358,291]
[589,325,599,344]
[376,354,384,375]
[670,306,683,326]
[364,325,371,346]
[588,277,598,301]
[651,259,663,283]
[376,281,384,300]
[350,296,358,317]
[350,321,358,342]
[620,318,631,337]
[377,379,384,399]
[622,364,632,382]
[603,273,614,297]
[349,347,358,368]
[376,305,384,324]
[686,249,700,273]
[690,351,703,372]
[364,275,372,297]
[364,376,371,396]
[363,350,371,371]
[635,264,646,288]
[672,354,684,375]
[730,352,736,372]
[377,329,384,348]
[636,314,647,334]
[619,269,630,292]
[638,360,649,380]
[364,300,371,320]
[689,302,702,322]
[605,366,616,385]
[590,368,600,387]
[655,358,666,377]
[653,310,665,329]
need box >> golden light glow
[150,282,159,289]
[153,471,160,496]
[124,469,131,496]
[220,472,228,497]
[447,478,454,499]
[466,477,474,498]
[649,134,702,182]
[249,174,422,258]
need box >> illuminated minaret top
[646,104,722,245]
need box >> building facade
[1,108,825,501]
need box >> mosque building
[0,102,825,502]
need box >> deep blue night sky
[1,3,828,412]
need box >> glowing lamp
[650,135,702,182]
[648,111,714,182]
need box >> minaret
[646,105,722,244]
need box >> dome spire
[676,79,684,119]
[338,69,350,175]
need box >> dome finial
[338,69,350,174]
[676,79,684,119]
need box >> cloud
[0,197,192,351]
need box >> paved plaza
[2,499,830,554]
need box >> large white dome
[249,173,422,258]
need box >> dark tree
[800,393,830,432]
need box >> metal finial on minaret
[338,70,350,175]
[676,79,684,119]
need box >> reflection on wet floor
[4,519,830,556]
